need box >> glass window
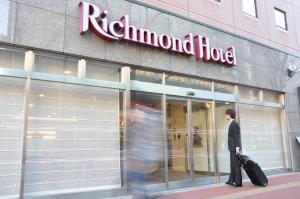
[239,105,286,169]
[86,61,120,82]
[274,8,288,30]
[24,81,122,194]
[131,69,163,84]
[214,82,234,94]
[239,86,260,101]
[0,76,25,198]
[263,90,281,104]
[34,53,78,77]
[129,92,164,183]
[0,46,25,70]
[166,74,212,91]
[242,0,258,18]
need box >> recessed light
[64,70,72,75]
[39,94,45,97]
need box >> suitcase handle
[236,154,246,167]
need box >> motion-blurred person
[126,97,164,199]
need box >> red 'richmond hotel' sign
[79,1,237,67]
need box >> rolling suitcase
[237,154,268,187]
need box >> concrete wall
[137,0,300,57]
[0,0,299,170]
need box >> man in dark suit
[225,109,242,187]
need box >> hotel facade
[0,0,300,198]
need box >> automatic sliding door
[191,101,214,179]
[167,98,190,181]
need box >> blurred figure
[126,99,163,199]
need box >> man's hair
[225,109,236,119]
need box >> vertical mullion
[162,72,169,187]
[211,100,219,183]
[187,99,194,179]
[281,94,294,171]
[211,82,219,183]
[19,51,35,199]
[163,94,169,187]
[121,66,131,190]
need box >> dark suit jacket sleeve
[233,122,241,149]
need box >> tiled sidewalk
[160,173,300,199]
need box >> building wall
[0,0,299,171]
[137,0,300,57]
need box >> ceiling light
[39,94,45,97]
[64,70,72,75]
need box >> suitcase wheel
[263,182,268,187]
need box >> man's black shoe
[233,184,242,187]
[225,181,233,185]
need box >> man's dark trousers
[228,151,242,185]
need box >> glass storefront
[0,76,25,198]
[239,105,286,169]
[0,45,291,198]
[24,81,122,194]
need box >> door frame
[130,79,238,189]
[165,96,217,187]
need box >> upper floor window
[212,0,221,3]
[274,8,288,31]
[242,0,258,18]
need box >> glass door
[166,98,215,183]
[167,98,190,181]
[191,101,214,179]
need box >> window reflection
[166,74,212,90]
[239,86,260,101]
[34,53,78,77]
[214,82,234,94]
[0,47,25,70]
[131,69,163,84]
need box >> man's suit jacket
[228,120,242,151]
